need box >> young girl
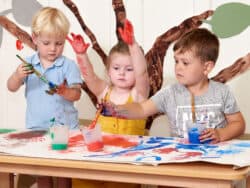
[67,19,149,136]
[67,19,149,188]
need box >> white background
[0,0,249,136]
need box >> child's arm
[218,112,245,141]
[67,33,107,98]
[119,19,149,101]
[56,81,81,102]
[105,99,158,119]
[7,63,33,92]
[200,112,245,143]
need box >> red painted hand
[66,32,90,54]
[56,80,68,96]
[118,19,134,45]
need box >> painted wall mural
[0,0,250,129]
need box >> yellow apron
[99,88,146,135]
[72,88,146,188]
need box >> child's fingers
[118,27,124,38]
[66,35,73,43]
[200,128,220,144]
[199,129,213,141]
[71,32,76,39]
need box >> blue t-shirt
[24,53,82,130]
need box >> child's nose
[118,69,125,75]
[175,63,183,70]
[49,44,56,51]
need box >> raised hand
[118,19,134,45]
[66,32,90,54]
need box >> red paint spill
[86,141,104,152]
[123,151,143,156]
[103,135,138,148]
[174,152,202,160]
[7,130,47,139]
[16,40,24,50]
[154,147,177,154]
[68,134,84,147]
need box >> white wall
[1,0,249,135]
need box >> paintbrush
[16,54,58,94]
[191,93,196,123]
[89,105,103,129]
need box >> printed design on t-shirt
[176,103,225,138]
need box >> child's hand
[101,101,127,118]
[66,32,90,54]
[199,128,220,144]
[56,80,68,96]
[118,19,134,45]
[16,63,33,79]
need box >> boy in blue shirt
[7,7,82,188]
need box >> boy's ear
[204,61,215,75]
[31,33,38,45]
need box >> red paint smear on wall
[103,135,138,148]
[16,39,24,50]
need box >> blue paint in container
[187,122,211,144]
[188,127,200,144]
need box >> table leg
[247,176,250,188]
[0,172,14,188]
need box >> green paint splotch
[204,2,250,38]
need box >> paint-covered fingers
[200,128,220,144]
[101,102,127,118]
[66,32,90,54]
[118,19,134,45]
[56,80,67,96]
[16,63,33,79]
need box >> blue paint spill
[233,142,250,147]
[216,148,242,155]
[135,155,161,162]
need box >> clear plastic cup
[82,124,104,152]
[187,121,210,144]
[50,125,69,150]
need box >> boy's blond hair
[173,28,219,64]
[31,7,70,38]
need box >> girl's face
[174,49,209,88]
[108,53,135,89]
[32,33,65,65]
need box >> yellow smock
[99,88,146,135]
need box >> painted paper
[0,129,250,168]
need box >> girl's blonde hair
[106,41,130,69]
[31,7,70,38]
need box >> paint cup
[82,123,104,152]
[50,125,69,150]
[187,121,210,144]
